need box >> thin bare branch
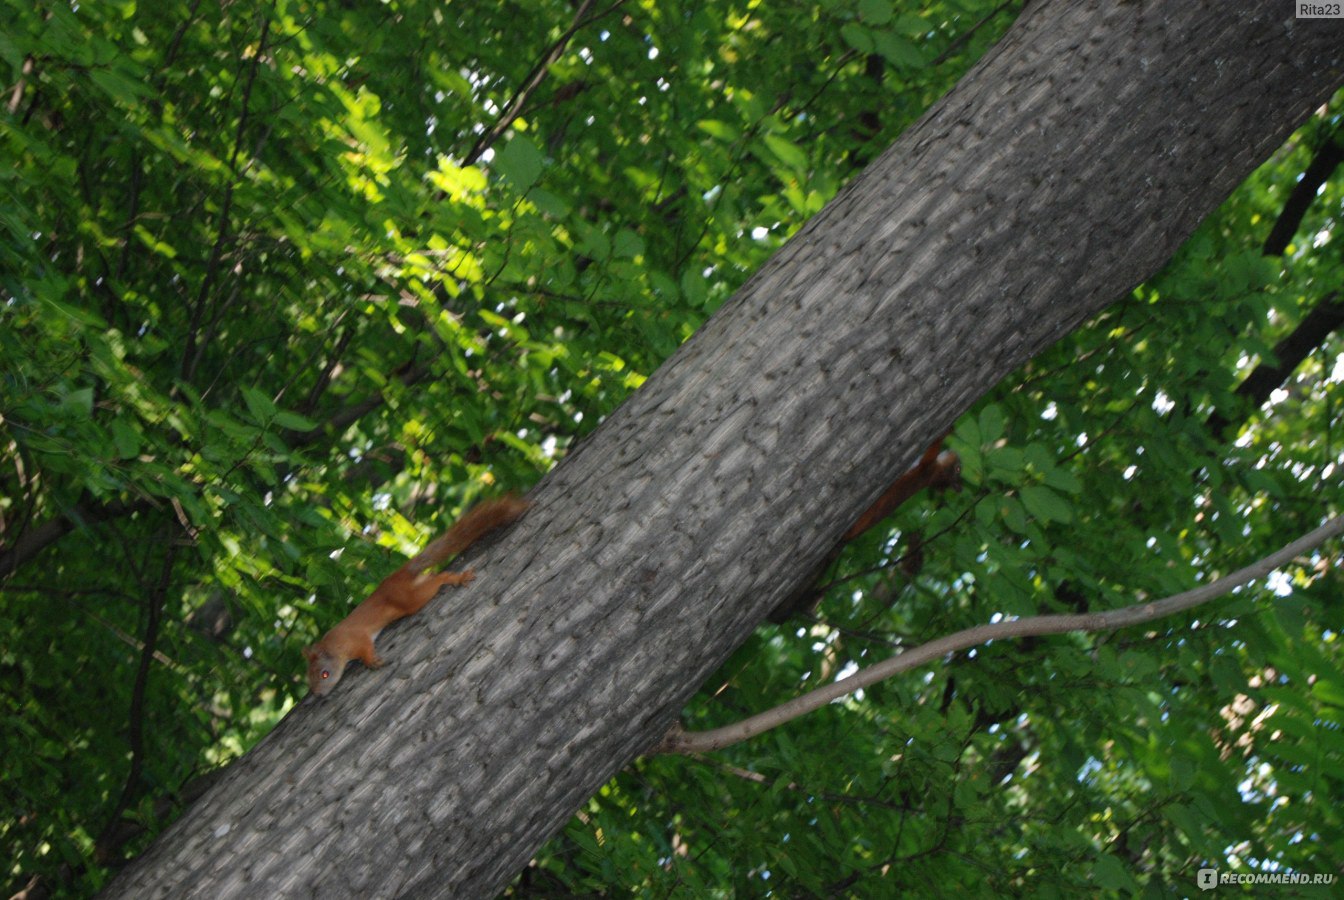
[657,514,1344,754]
[462,0,622,165]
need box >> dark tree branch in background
[657,515,1344,754]
[296,318,355,419]
[1208,293,1344,439]
[844,54,886,170]
[462,0,616,166]
[1199,125,1343,438]
[0,497,151,580]
[1262,128,1343,258]
[179,11,272,384]
[284,362,430,448]
[94,537,178,862]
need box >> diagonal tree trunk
[104,3,1344,897]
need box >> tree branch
[94,537,177,863]
[1207,292,1344,438]
[6,54,34,114]
[462,0,618,166]
[0,497,151,580]
[1193,128,1344,437]
[179,9,272,383]
[656,514,1344,754]
[1262,128,1343,257]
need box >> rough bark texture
[104,3,1344,898]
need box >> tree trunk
[104,3,1344,897]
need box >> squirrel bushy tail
[406,494,530,573]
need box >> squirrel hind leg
[425,569,475,589]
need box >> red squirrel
[842,437,961,541]
[768,436,961,623]
[304,495,529,696]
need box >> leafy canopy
[1,0,1341,895]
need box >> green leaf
[612,229,644,259]
[241,387,276,424]
[858,0,893,25]
[1169,754,1195,791]
[110,419,141,458]
[986,445,1023,482]
[529,188,569,217]
[274,410,318,432]
[872,31,925,68]
[1042,466,1082,494]
[762,134,808,173]
[999,496,1028,533]
[893,12,930,36]
[681,269,708,308]
[1165,803,1204,839]
[840,23,874,54]
[977,404,1005,442]
[1311,676,1344,708]
[0,30,23,70]
[696,119,739,141]
[1019,485,1072,523]
[494,134,545,189]
[61,386,94,418]
[1091,855,1136,890]
[88,65,153,103]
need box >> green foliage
[2,0,1341,896]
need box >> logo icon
[1197,868,1218,891]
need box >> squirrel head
[303,646,344,697]
[931,450,962,492]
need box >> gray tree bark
[104,3,1344,897]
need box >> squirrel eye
[321,670,330,680]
